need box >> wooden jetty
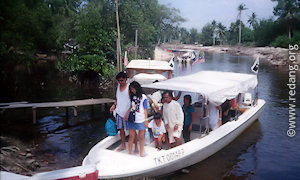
[0,98,115,124]
[0,101,28,106]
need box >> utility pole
[116,38,119,72]
[135,29,138,59]
[239,21,241,45]
[116,0,122,71]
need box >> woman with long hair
[127,81,148,157]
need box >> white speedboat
[126,59,174,85]
[177,50,196,63]
[82,71,265,179]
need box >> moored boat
[126,59,174,85]
[82,70,265,179]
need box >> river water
[1,53,300,179]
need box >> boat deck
[111,130,205,157]
[112,141,164,157]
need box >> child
[148,113,166,150]
[182,95,195,142]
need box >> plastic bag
[145,128,151,145]
[105,118,118,136]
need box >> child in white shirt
[148,113,166,150]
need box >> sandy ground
[159,43,299,66]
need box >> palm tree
[211,20,217,45]
[217,23,226,45]
[248,12,258,29]
[228,21,239,44]
[272,0,300,39]
[237,3,247,44]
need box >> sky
[158,0,277,30]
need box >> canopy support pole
[254,73,259,106]
[201,97,210,136]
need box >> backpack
[105,118,118,136]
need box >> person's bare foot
[117,146,126,152]
[133,149,139,154]
[140,152,147,157]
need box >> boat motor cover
[105,118,118,136]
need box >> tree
[227,21,239,45]
[216,23,227,45]
[57,1,117,78]
[254,18,284,46]
[237,3,248,44]
[179,27,191,44]
[0,0,57,56]
[272,0,300,39]
[200,23,213,46]
[190,28,200,44]
[211,20,217,45]
[248,12,258,29]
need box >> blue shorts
[116,114,128,130]
[128,122,146,130]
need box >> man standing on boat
[110,72,131,151]
[162,91,184,148]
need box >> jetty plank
[0,101,28,106]
[0,98,115,109]
[0,98,115,124]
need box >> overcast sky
[158,0,277,30]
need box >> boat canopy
[126,60,173,71]
[142,71,257,106]
[131,73,167,85]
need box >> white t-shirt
[131,94,148,123]
[116,84,131,118]
[208,103,220,130]
[148,120,166,138]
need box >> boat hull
[140,99,265,177]
[83,99,265,179]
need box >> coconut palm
[272,0,300,39]
[217,23,226,45]
[248,12,258,29]
[237,3,247,44]
[211,20,217,45]
[228,21,239,44]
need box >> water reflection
[166,121,262,180]
[169,53,300,179]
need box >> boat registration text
[153,148,184,165]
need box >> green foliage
[270,35,291,47]
[56,53,117,78]
[0,0,58,54]
[190,28,200,44]
[272,0,300,38]
[6,0,300,84]
[57,1,116,77]
[0,42,8,57]
[254,18,286,46]
[200,23,213,46]
[242,27,254,43]
[271,30,300,47]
